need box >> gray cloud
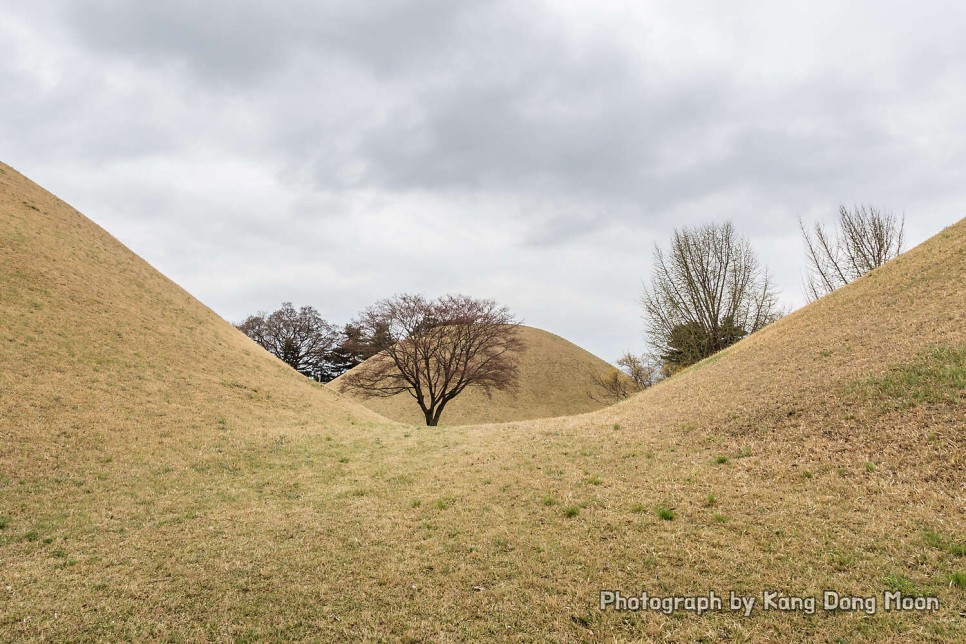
[2,0,963,361]
[64,0,477,84]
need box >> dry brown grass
[0,161,387,472]
[1,162,963,642]
[330,325,627,425]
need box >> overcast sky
[3,1,964,361]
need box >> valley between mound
[1,162,963,641]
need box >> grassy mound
[0,161,385,474]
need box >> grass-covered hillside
[1,162,963,641]
[330,325,629,425]
[0,161,386,468]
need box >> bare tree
[588,369,637,404]
[588,352,659,404]
[800,205,906,301]
[642,222,781,371]
[236,302,339,381]
[339,294,525,426]
[617,352,659,388]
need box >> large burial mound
[0,161,385,476]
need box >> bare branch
[801,205,905,301]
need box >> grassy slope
[1,163,963,641]
[330,325,627,425]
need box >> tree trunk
[424,409,438,426]
[431,401,449,427]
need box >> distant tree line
[236,303,385,383]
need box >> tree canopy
[236,302,339,381]
[642,221,781,371]
[339,294,525,426]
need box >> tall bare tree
[236,302,339,381]
[339,294,525,426]
[642,221,781,371]
[800,205,905,301]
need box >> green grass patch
[923,530,966,557]
[827,551,859,571]
[882,574,917,594]
[856,345,965,408]
[563,506,580,518]
[657,507,675,521]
